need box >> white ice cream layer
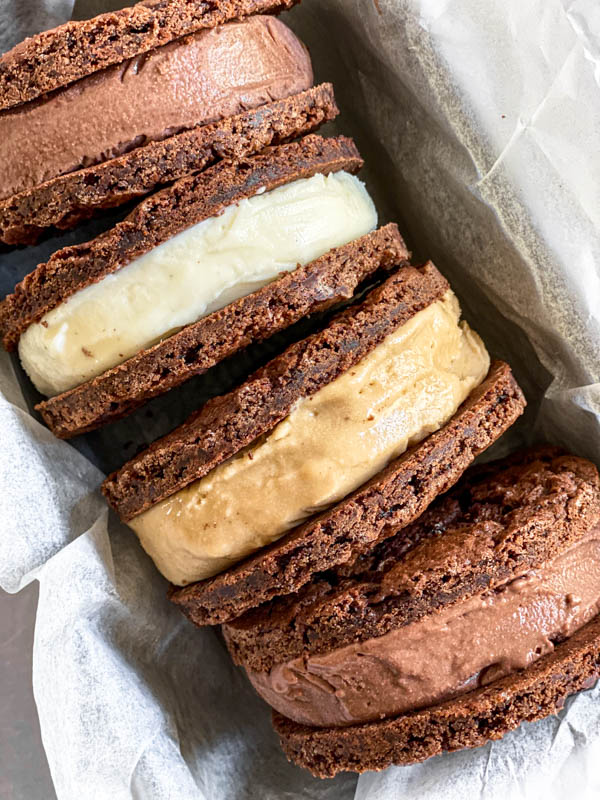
[19,171,378,396]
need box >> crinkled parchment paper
[1,0,599,797]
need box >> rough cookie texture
[174,363,526,628]
[102,263,450,520]
[223,447,599,669]
[273,614,600,776]
[0,84,338,246]
[0,0,299,111]
[0,135,361,350]
[37,224,408,438]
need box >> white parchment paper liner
[0,0,599,797]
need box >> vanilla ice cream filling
[130,291,490,586]
[18,171,377,397]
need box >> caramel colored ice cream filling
[248,532,600,727]
[0,16,313,199]
[129,291,490,585]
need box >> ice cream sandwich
[222,447,600,777]
[1,134,403,436]
[0,0,337,244]
[102,264,526,615]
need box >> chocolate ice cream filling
[248,530,600,727]
[0,15,313,199]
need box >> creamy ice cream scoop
[248,530,600,727]
[0,15,313,199]
[129,291,490,585]
[18,170,377,397]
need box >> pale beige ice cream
[130,291,490,586]
[19,171,377,397]
[0,16,313,199]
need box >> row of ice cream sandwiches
[2,0,600,778]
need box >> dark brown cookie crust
[0,134,362,350]
[102,263,450,520]
[223,447,599,670]
[0,84,338,246]
[176,363,526,628]
[37,224,408,438]
[273,614,600,777]
[0,0,299,112]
